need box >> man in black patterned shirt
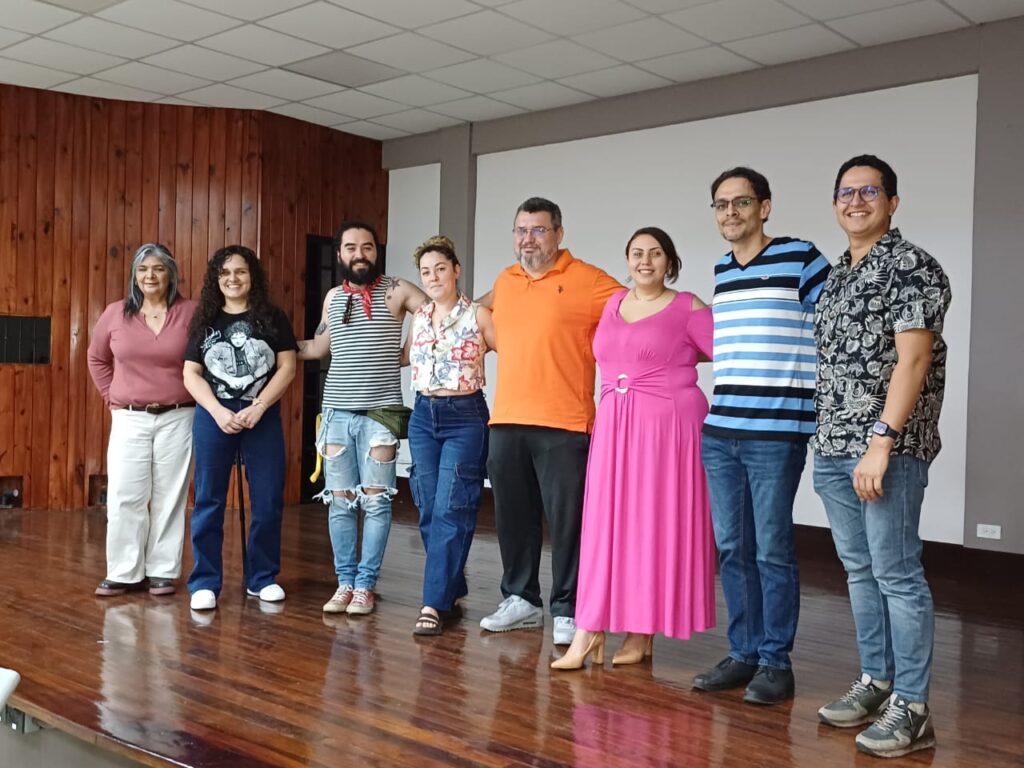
[813,155,951,759]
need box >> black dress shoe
[692,657,759,691]
[743,666,795,704]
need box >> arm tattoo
[315,322,327,336]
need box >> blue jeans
[813,453,934,702]
[701,434,807,670]
[317,407,399,590]
[408,392,489,611]
[189,400,285,596]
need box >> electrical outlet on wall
[976,524,1002,540]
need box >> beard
[339,257,381,286]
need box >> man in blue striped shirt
[692,167,831,705]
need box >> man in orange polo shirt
[480,197,621,646]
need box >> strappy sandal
[412,611,443,636]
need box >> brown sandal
[413,611,443,636]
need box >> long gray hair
[123,243,179,317]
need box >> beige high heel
[612,634,654,666]
[551,631,606,670]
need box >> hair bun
[422,235,454,251]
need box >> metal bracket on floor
[0,706,42,734]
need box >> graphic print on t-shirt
[200,319,275,400]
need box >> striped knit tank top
[322,278,404,410]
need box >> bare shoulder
[690,294,708,310]
[476,304,493,323]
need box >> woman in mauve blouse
[404,235,495,636]
[87,243,196,597]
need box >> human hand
[215,406,244,434]
[853,439,892,502]
[236,402,266,429]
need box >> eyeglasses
[834,185,883,203]
[711,196,757,212]
[342,293,354,325]
[513,226,555,238]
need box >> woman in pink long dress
[552,227,715,669]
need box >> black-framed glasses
[711,196,757,212]
[513,226,555,238]
[342,293,354,325]
[834,185,883,203]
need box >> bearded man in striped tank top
[692,168,831,705]
[298,221,427,616]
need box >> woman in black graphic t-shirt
[183,245,297,612]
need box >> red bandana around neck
[340,276,382,320]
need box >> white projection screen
[472,75,977,544]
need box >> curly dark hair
[189,245,280,343]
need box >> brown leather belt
[122,403,195,414]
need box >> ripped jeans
[316,408,399,590]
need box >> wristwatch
[871,420,901,440]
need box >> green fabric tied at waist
[366,405,412,440]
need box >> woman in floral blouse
[405,235,495,636]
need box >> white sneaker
[190,589,217,611]
[552,616,577,646]
[480,595,543,632]
[247,584,286,602]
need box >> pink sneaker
[322,584,354,614]
[346,588,375,615]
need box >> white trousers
[105,407,194,582]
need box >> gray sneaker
[480,595,543,632]
[819,674,892,727]
[552,616,576,645]
[855,694,936,758]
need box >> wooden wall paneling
[223,109,242,249]
[31,90,56,506]
[241,112,260,250]
[124,102,143,262]
[11,366,31,486]
[48,93,73,507]
[85,99,110,491]
[280,118,301,503]
[206,107,226,259]
[0,366,12,476]
[157,105,176,252]
[0,86,17,315]
[173,107,194,297]
[190,107,211,298]
[140,103,159,244]
[67,96,92,509]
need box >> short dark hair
[334,219,380,251]
[711,167,771,201]
[626,227,682,284]
[515,197,562,229]
[833,154,897,198]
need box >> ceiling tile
[143,45,266,80]
[306,89,407,118]
[826,0,968,46]
[0,28,29,49]
[424,58,540,92]
[326,0,479,28]
[54,77,162,101]
[494,40,619,78]
[36,0,121,10]
[0,57,75,88]
[197,24,329,67]
[491,81,593,110]
[939,0,1024,23]
[557,64,673,98]
[259,2,399,49]
[636,45,757,82]
[229,68,341,100]
[177,82,286,108]
[98,0,242,42]
[726,23,854,65]
[373,108,463,133]
[573,17,705,61]
[284,50,405,87]
[269,102,351,126]
[178,0,311,21]
[419,10,554,55]
[348,32,475,70]
[665,0,809,43]
[1,38,126,75]
[1,1,79,34]
[500,0,645,36]
[94,61,211,94]
[359,75,472,107]
[44,18,180,59]
[429,94,525,120]
[469,0,517,5]
[779,0,918,21]
[336,121,409,140]
[623,0,715,11]
[156,95,200,105]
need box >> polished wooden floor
[0,501,1021,768]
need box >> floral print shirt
[813,228,952,462]
[410,293,486,393]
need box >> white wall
[386,163,441,477]
[472,76,977,544]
